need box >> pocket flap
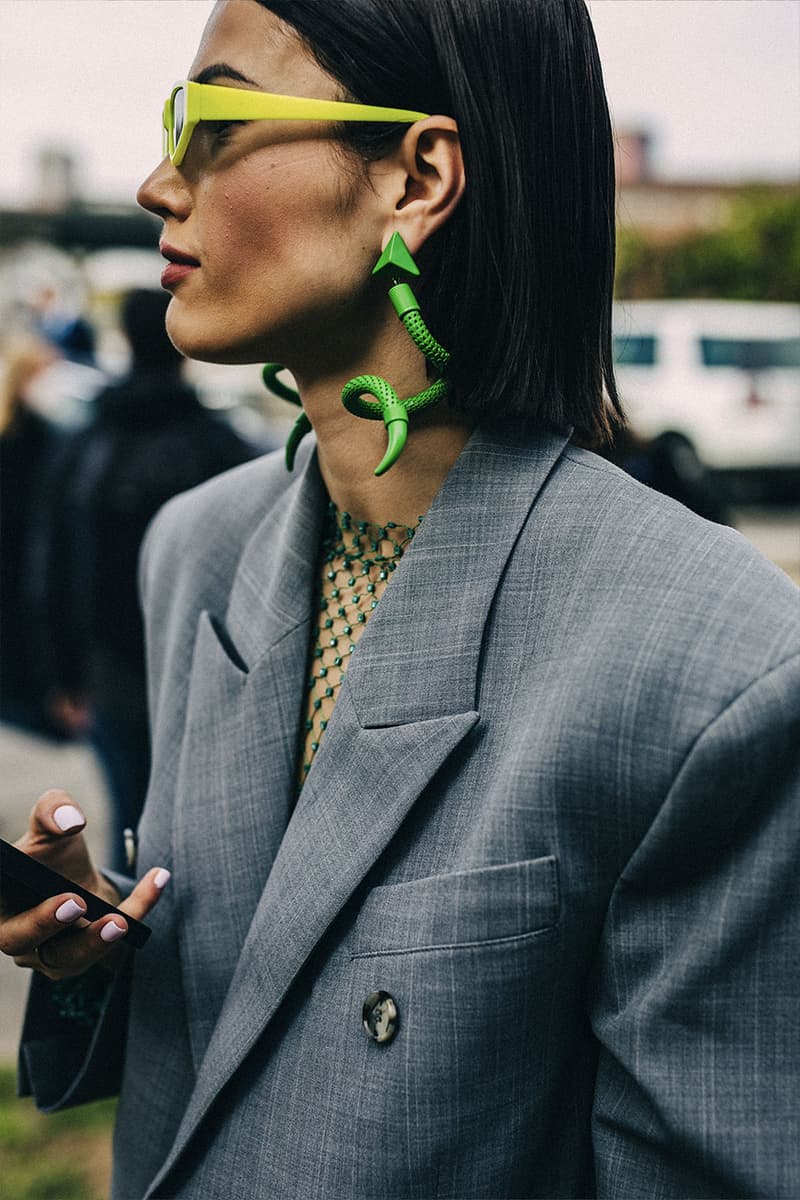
[352,855,559,956]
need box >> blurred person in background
[35,289,260,870]
[30,288,108,428]
[0,335,66,737]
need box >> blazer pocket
[351,855,558,957]
[197,609,250,676]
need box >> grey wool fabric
[19,421,800,1199]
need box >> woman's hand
[0,789,170,980]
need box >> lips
[160,242,200,289]
[160,241,200,266]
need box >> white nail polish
[100,921,126,943]
[55,898,86,923]
[53,804,85,832]
[153,869,171,890]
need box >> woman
[3,2,798,1197]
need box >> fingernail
[55,898,86,923]
[53,804,85,832]
[153,868,171,890]
[100,921,126,943]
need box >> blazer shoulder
[527,444,798,700]
[558,445,797,607]
[151,446,289,542]
[139,445,297,600]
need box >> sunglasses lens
[173,87,186,151]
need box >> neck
[313,402,472,529]
[290,322,473,528]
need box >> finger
[8,868,172,979]
[14,790,95,891]
[14,912,130,979]
[23,789,86,851]
[80,866,172,968]
[118,866,172,923]
[0,891,88,958]
[15,867,171,979]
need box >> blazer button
[362,991,398,1044]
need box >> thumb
[21,789,94,890]
[27,789,86,845]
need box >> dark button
[362,990,398,1044]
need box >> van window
[700,337,800,369]
[612,335,657,366]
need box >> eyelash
[210,120,244,144]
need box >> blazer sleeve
[590,651,800,1199]
[17,480,215,1113]
[17,869,135,1111]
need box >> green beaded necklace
[299,502,421,786]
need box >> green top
[298,504,421,786]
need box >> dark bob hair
[259,0,622,445]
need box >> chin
[165,310,270,366]
[177,342,265,366]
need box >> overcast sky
[1,0,798,207]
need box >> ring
[34,944,53,970]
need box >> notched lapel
[170,447,325,1067]
[224,440,326,668]
[346,421,573,727]
[171,615,313,1068]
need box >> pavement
[0,506,796,1064]
[0,730,109,1062]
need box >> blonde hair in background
[0,336,56,436]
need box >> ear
[372,117,465,255]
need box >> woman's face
[137,0,387,368]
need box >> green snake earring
[261,363,310,472]
[262,232,450,475]
[340,233,450,476]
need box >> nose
[137,156,192,222]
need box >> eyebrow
[190,63,260,87]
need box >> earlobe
[389,117,465,252]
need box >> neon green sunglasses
[162,80,430,166]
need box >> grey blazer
[19,422,800,1199]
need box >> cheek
[167,150,375,361]
[207,154,343,288]
[165,166,301,359]
[203,171,281,284]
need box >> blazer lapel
[170,443,326,1066]
[146,422,571,1198]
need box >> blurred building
[32,145,83,213]
[614,126,799,241]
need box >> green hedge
[616,189,800,302]
[0,1067,115,1200]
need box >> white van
[612,300,800,497]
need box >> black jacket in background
[36,369,260,719]
[0,408,64,729]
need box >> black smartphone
[0,838,151,949]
